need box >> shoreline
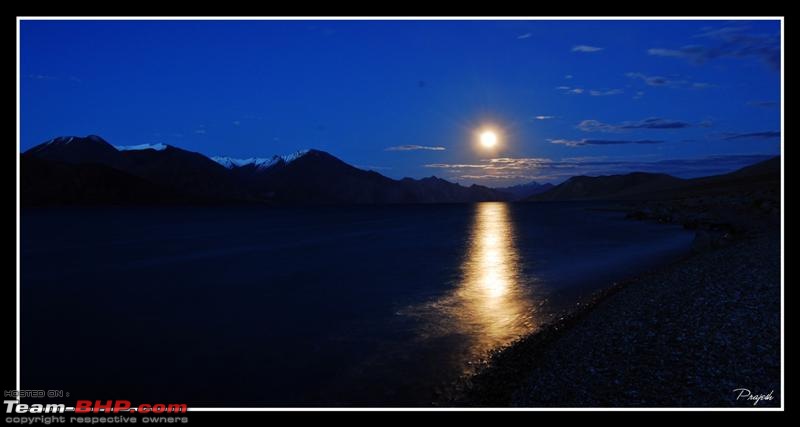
[449,194,780,407]
[441,238,697,406]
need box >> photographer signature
[732,388,774,406]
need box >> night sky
[20,19,781,185]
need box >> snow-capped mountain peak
[43,135,109,146]
[280,149,311,163]
[212,149,313,170]
[211,156,281,170]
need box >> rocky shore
[456,182,781,407]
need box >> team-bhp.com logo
[5,400,187,413]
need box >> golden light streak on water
[453,202,537,354]
[404,202,538,371]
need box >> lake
[21,202,694,406]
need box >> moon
[479,130,498,148]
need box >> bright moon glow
[480,131,498,148]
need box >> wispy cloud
[721,131,780,141]
[747,100,779,108]
[648,26,779,71]
[589,89,623,96]
[577,118,693,133]
[232,120,241,126]
[617,118,693,129]
[385,145,446,151]
[549,138,665,147]
[576,120,617,133]
[647,48,692,58]
[572,45,604,53]
[194,129,207,135]
[27,74,58,80]
[564,74,573,79]
[26,74,80,82]
[535,115,555,120]
[626,72,680,87]
[557,86,622,96]
[460,174,538,180]
[517,33,532,39]
[626,72,710,89]
[424,154,774,184]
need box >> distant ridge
[527,156,780,202]
[495,181,555,200]
[530,172,684,201]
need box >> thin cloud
[589,89,623,96]
[232,120,241,126]
[556,86,584,95]
[424,154,774,184]
[194,129,207,135]
[647,48,690,58]
[535,115,555,120]
[698,119,714,128]
[460,174,537,180]
[626,72,710,89]
[747,100,779,108]
[549,138,665,147]
[626,72,680,87]
[26,74,80,82]
[558,86,621,96]
[385,145,446,151]
[27,74,58,80]
[572,45,604,53]
[425,157,553,171]
[621,118,692,130]
[576,120,618,133]
[648,26,779,71]
[577,118,692,133]
[721,131,780,141]
[517,33,532,39]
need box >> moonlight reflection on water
[410,202,539,369]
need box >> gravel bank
[458,202,780,407]
[515,233,780,407]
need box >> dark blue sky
[20,19,781,185]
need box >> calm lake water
[21,202,694,406]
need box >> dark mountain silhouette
[643,156,780,200]
[22,136,507,205]
[24,135,131,170]
[530,172,684,201]
[119,146,246,200]
[399,176,507,203]
[528,157,780,201]
[218,149,504,204]
[21,157,182,206]
[496,181,555,200]
[23,137,245,202]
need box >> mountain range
[495,181,555,200]
[527,156,780,201]
[21,135,779,206]
[21,135,509,205]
